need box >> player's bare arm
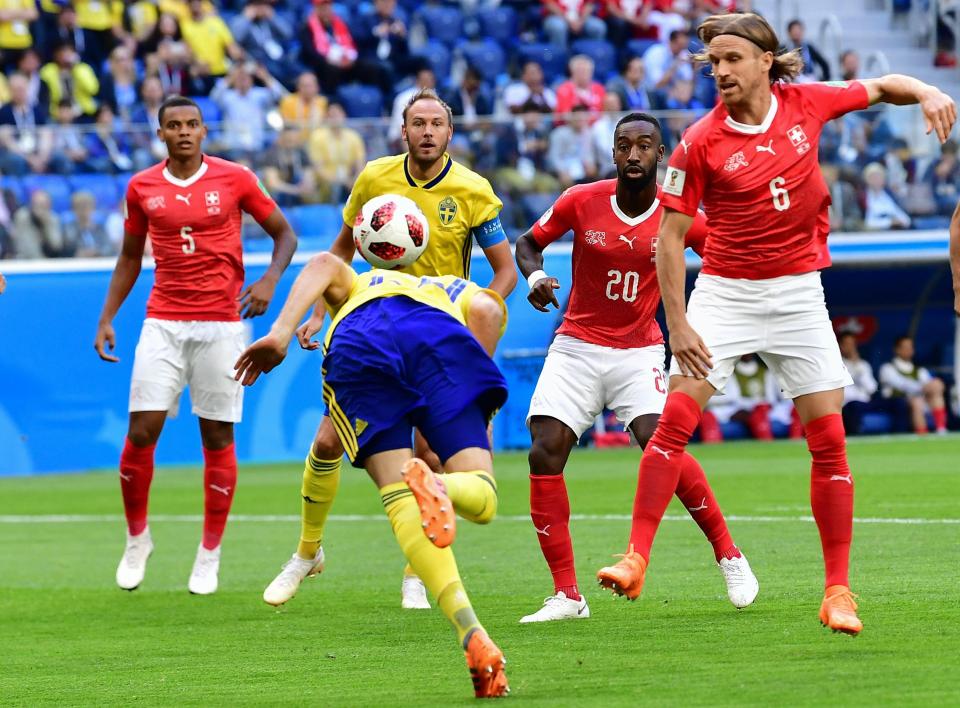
[0,271,6,295]
[658,208,712,379]
[235,252,354,385]
[466,292,506,355]
[481,241,519,298]
[861,75,957,143]
[296,221,355,348]
[94,230,147,363]
[238,209,298,319]
[514,228,560,312]
[950,200,960,317]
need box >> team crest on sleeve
[787,125,811,154]
[205,191,220,214]
[539,205,554,226]
[438,196,457,225]
[663,168,686,196]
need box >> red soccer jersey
[659,80,869,280]
[532,179,706,349]
[124,155,277,321]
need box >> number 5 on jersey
[180,226,195,254]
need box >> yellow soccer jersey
[324,269,506,350]
[343,153,505,280]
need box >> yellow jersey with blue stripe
[323,268,506,351]
[343,153,505,280]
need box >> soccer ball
[353,194,429,269]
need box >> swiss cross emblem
[787,125,807,146]
[205,190,221,215]
[724,151,749,172]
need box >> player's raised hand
[528,277,560,312]
[296,314,325,351]
[921,86,957,143]
[94,321,120,363]
[234,334,288,385]
[238,276,278,319]
[669,323,713,380]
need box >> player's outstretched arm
[296,221,356,346]
[861,75,957,143]
[94,231,146,363]
[481,240,519,299]
[515,228,560,312]
[235,252,353,385]
[659,209,712,379]
[950,200,960,317]
[239,208,299,319]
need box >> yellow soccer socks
[443,471,498,525]
[297,451,341,560]
[381,483,482,646]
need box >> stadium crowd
[0,0,954,261]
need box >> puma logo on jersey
[755,140,776,155]
[829,474,852,485]
[687,497,708,512]
[175,194,192,206]
[679,138,691,154]
[619,234,637,250]
[209,483,232,496]
[119,472,132,482]
[650,445,671,460]
[534,524,551,536]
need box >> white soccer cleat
[263,548,325,606]
[116,528,154,591]
[188,544,221,595]
[401,574,431,609]
[519,591,590,623]
[718,554,759,609]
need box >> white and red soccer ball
[353,194,430,269]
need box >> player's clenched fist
[528,277,560,312]
[238,275,278,319]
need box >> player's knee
[307,251,338,272]
[528,437,565,474]
[313,422,344,460]
[926,377,945,395]
[630,417,659,450]
[126,427,158,448]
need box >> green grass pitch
[1,436,958,706]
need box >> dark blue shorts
[322,296,508,467]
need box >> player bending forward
[515,113,757,623]
[597,12,956,635]
[95,96,297,594]
[262,88,516,611]
[235,257,511,698]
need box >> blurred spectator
[46,5,84,62]
[542,0,607,47]
[262,128,317,207]
[299,0,359,93]
[591,92,622,178]
[147,39,201,97]
[211,62,286,160]
[389,64,435,146]
[230,0,299,88]
[879,335,948,434]
[643,29,692,95]
[444,66,494,128]
[137,12,181,59]
[838,332,879,435]
[785,19,830,81]
[606,55,653,112]
[503,61,557,115]
[604,0,655,47]
[495,100,560,198]
[180,0,243,92]
[923,138,960,215]
[664,78,702,110]
[130,75,167,167]
[85,104,134,172]
[861,162,911,230]
[279,71,328,144]
[63,190,113,257]
[0,0,38,73]
[308,102,365,203]
[98,45,138,122]
[73,0,125,69]
[883,137,918,200]
[354,0,410,91]
[11,190,64,258]
[840,50,859,81]
[548,103,598,187]
[821,164,862,232]
[0,73,54,175]
[40,42,100,120]
[700,355,797,442]
[50,98,89,173]
[127,0,160,44]
[555,54,606,116]
[16,49,48,109]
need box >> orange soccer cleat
[819,585,863,635]
[596,545,648,600]
[402,457,456,548]
[464,629,509,698]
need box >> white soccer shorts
[129,319,250,423]
[527,334,668,437]
[672,271,853,399]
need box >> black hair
[158,95,202,125]
[787,19,804,31]
[668,29,688,43]
[894,335,913,348]
[615,112,662,139]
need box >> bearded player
[95,95,298,594]
[514,113,757,622]
[262,88,517,610]
[597,12,956,634]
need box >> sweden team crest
[438,196,457,225]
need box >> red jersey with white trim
[532,179,707,349]
[660,81,869,279]
[124,155,277,321]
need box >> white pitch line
[0,514,957,525]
